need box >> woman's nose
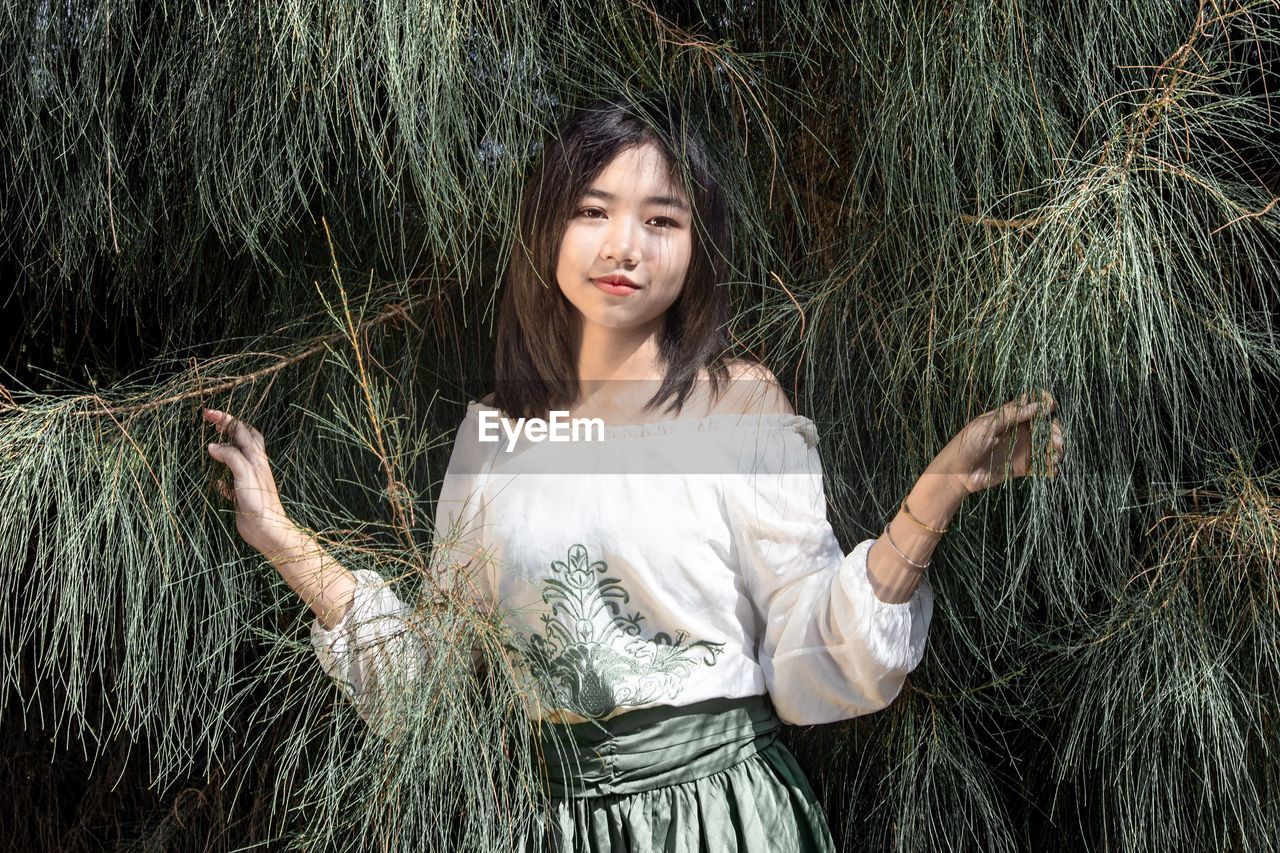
[600,218,640,265]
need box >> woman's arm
[865,462,966,604]
[256,526,358,631]
[868,389,1066,603]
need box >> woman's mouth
[592,277,641,296]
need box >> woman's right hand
[203,408,298,555]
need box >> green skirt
[519,694,837,852]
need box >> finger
[214,479,234,503]
[203,409,237,437]
[1021,393,1056,422]
[1011,390,1056,415]
[229,414,267,456]
[993,398,1040,432]
[214,411,260,455]
[207,441,255,483]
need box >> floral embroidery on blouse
[504,544,726,719]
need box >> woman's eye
[574,208,678,228]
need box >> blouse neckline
[465,399,818,442]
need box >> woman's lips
[593,278,641,296]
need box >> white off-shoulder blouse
[311,400,934,730]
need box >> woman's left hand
[937,389,1066,496]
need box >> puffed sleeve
[723,419,935,726]
[309,406,494,737]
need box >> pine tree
[2,1,1278,850]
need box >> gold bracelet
[900,497,948,534]
[882,521,930,572]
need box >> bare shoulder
[479,392,496,405]
[710,359,795,416]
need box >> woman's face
[555,142,693,333]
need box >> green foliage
[3,0,1280,850]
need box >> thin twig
[14,300,419,418]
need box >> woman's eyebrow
[582,188,690,214]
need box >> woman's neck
[573,319,673,419]
[576,319,665,383]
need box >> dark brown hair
[493,94,737,420]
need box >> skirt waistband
[534,694,782,799]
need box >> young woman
[203,95,1065,851]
